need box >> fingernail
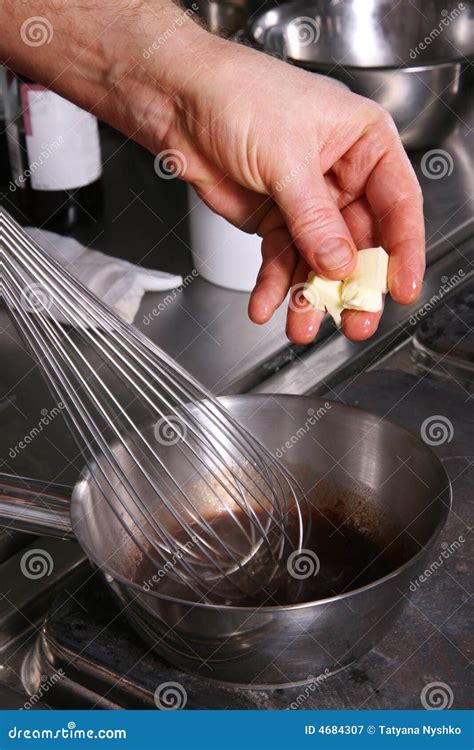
[249,290,273,323]
[315,239,354,271]
[390,271,421,303]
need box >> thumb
[275,171,357,278]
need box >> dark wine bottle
[1,68,103,230]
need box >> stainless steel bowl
[244,0,474,150]
[195,0,248,37]
[0,396,451,687]
[105,396,450,687]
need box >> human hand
[162,37,425,344]
[1,1,425,344]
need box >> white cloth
[25,227,183,324]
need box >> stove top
[413,278,474,385]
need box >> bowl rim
[242,5,473,69]
[292,57,466,73]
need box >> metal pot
[194,0,248,37]
[243,0,474,150]
[0,395,450,687]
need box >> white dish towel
[25,227,183,324]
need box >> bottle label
[20,84,102,191]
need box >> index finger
[365,133,425,304]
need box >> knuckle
[391,181,424,208]
[292,199,339,239]
[376,106,398,134]
[257,268,282,286]
[366,101,397,131]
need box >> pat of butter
[341,283,382,312]
[342,247,389,312]
[303,247,389,325]
[303,272,344,327]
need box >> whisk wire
[0,209,308,602]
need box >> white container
[187,186,262,292]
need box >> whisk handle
[0,473,74,539]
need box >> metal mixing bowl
[106,396,450,687]
[0,396,451,688]
[244,0,474,150]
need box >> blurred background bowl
[193,0,248,36]
[243,0,474,150]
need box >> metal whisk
[0,208,308,604]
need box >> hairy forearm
[0,0,209,148]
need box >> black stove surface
[332,369,472,457]
[414,279,474,367]
[35,368,472,710]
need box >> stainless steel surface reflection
[244,0,474,149]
